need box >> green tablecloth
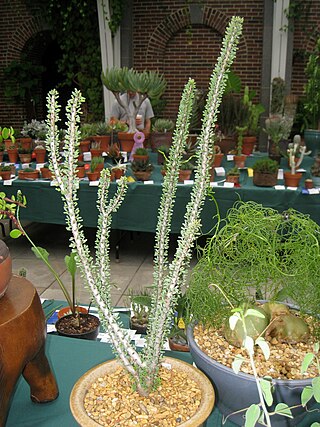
[1,154,320,233]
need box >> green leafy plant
[131,159,153,173]
[90,156,104,173]
[101,67,167,133]
[0,127,15,144]
[241,86,265,137]
[227,166,240,177]
[252,158,279,174]
[95,121,112,135]
[0,166,12,172]
[152,118,175,133]
[264,115,293,155]
[134,147,148,156]
[303,38,320,130]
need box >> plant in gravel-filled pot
[150,118,175,152]
[0,165,13,181]
[252,157,279,187]
[284,135,309,187]
[101,67,167,152]
[31,17,242,426]
[131,158,153,181]
[186,200,320,426]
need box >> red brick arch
[145,6,248,70]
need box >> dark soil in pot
[129,316,148,334]
[55,313,100,340]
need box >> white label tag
[143,180,154,185]
[184,179,194,185]
[215,167,225,176]
[274,185,286,190]
[83,152,91,162]
[224,182,234,188]
[227,155,234,161]
[36,163,45,170]
[89,180,99,186]
[308,188,320,195]
[277,169,284,180]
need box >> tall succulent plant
[45,16,243,396]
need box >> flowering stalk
[45,16,243,396]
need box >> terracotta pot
[305,179,313,189]
[16,137,32,150]
[0,171,12,180]
[34,149,46,163]
[7,148,18,163]
[284,171,302,187]
[70,357,214,427]
[57,306,88,319]
[92,135,110,152]
[150,131,173,152]
[217,137,236,154]
[132,154,149,162]
[178,169,192,182]
[76,166,86,178]
[133,171,152,181]
[94,163,104,174]
[253,171,278,187]
[242,136,256,155]
[80,140,91,153]
[55,313,100,340]
[212,153,224,167]
[19,153,32,163]
[233,154,246,168]
[90,149,103,158]
[0,240,12,298]
[18,170,40,180]
[0,152,3,162]
[118,132,135,152]
[4,139,14,150]
[86,171,100,181]
[168,337,190,352]
[226,175,239,184]
[113,168,125,180]
[40,167,52,179]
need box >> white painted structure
[271,0,290,81]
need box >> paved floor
[2,220,200,307]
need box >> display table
[1,154,320,234]
[5,301,319,427]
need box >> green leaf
[312,377,320,402]
[260,378,273,406]
[311,423,320,427]
[229,313,241,330]
[232,355,245,374]
[10,229,22,239]
[301,385,314,407]
[273,403,293,418]
[245,308,265,319]
[301,353,315,374]
[255,337,270,360]
[31,246,49,262]
[244,336,254,355]
[244,404,261,427]
[65,252,77,277]
[314,342,320,353]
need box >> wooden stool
[0,276,59,427]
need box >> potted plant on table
[0,143,5,162]
[225,166,240,184]
[33,144,46,163]
[132,147,149,162]
[32,16,242,426]
[18,147,32,164]
[252,157,279,187]
[40,163,53,180]
[150,118,175,152]
[310,155,320,187]
[18,167,40,180]
[91,121,112,152]
[284,135,309,187]
[101,67,167,152]
[127,289,152,334]
[0,165,13,181]
[186,200,320,427]
[234,125,247,167]
[7,144,18,163]
[241,85,265,155]
[131,158,153,181]
[0,126,16,150]
[264,114,293,163]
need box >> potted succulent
[264,114,293,163]
[0,165,13,181]
[18,167,40,180]
[131,158,153,181]
[225,166,240,184]
[310,155,320,187]
[241,85,265,154]
[34,16,242,426]
[127,289,152,334]
[132,147,149,162]
[7,144,18,163]
[21,119,47,142]
[86,159,100,182]
[252,157,279,187]
[76,161,86,179]
[168,294,190,352]
[92,121,112,152]
[150,118,175,152]
[284,135,309,187]
[18,147,32,164]
[178,161,194,182]
[234,125,247,167]
[303,37,320,156]
[0,126,16,150]
[40,163,53,180]
[186,200,320,426]
[33,144,46,163]
[101,67,167,151]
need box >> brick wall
[1,0,319,130]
